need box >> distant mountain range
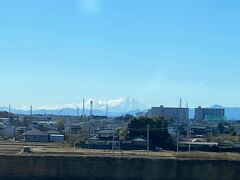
[0,97,147,116]
[1,100,240,120]
[210,105,240,120]
[189,105,240,120]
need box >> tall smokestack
[82,98,85,117]
[30,105,33,116]
[90,100,93,117]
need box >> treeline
[123,116,174,149]
[0,111,16,118]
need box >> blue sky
[0,0,240,108]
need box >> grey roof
[87,136,100,141]
[46,130,61,135]
[132,137,146,142]
[23,129,48,136]
[97,129,113,134]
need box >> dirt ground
[1,141,240,160]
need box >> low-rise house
[15,127,27,140]
[0,118,10,125]
[121,137,150,150]
[191,126,208,136]
[23,129,48,142]
[131,137,147,146]
[179,141,219,151]
[2,126,15,138]
[64,122,85,134]
[49,134,64,142]
[83,129,120,149]
[96,129,118,140]
[47,130,64,142]
[46,130,61,135]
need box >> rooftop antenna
[90,100,93,117]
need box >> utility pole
[8,104,11,121]
[188,121,191,152]
[82,98,85,119]
[77,107,79,120]
[147,124,150,156]
[88,121,91,137]
[87,100,91,155]
[88,100,93,138]
[211,128,213,142]
[187,108,189,140]
[8,104,11,114]
[112,128,115,155]
[177,98,182,152]
[8,104,11,138]
[186,102,191,152]
[177,123,179,152]
[106,103,108,117]
[8,104,14,141]
[162,120,164,144]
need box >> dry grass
[32,146,175,159]
[14,143,240,161]
[174,151,240,160]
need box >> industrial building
[146,105,189,122]
[194,106,225,121]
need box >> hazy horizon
[1,0,240,108]
[0,96,238,111]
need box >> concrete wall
[0,155,239,180]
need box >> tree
[56,119,66,131]
[116,114,134,122]
[126,116,173,148]
[0,111,13,118]
[66,134,83,147]
[218,122,226,134]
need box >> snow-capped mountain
[0,97,148,116]
[89,97,147,113]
